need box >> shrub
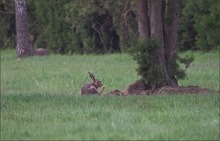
[129,39,194,89]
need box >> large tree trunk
[165,0,180,86]
[136,0,180,88]
[149,0,170,87]
[15,0,34,58]
[137,0,150,40]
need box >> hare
[29,34,49,56]
[33,48,49,56]
[80,72,105,95]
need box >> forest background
[1,0,219,54]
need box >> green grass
[179,51,220,91]
[1,49,219,140]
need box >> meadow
[1,49,219,140]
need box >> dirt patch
[152,85,216,95]
[104,80,217,96]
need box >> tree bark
[15,0,34,58]
[150,0,164,45]
[149,0,170,86]
[137,0,150,40]
[136,0,181,88]
[165,0,180,86]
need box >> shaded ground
[104,80,217,96]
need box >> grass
[179,51,220,90]
[1,50,139,95]
[1,49,219,140]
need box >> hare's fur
[80,72,105,95]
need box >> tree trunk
[149,0,170,87]
[137,0,150,40]
[15,0,34,58]
[136,0,180,88]
[165,0,180,86]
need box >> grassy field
[1,49,219,140]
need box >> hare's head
[88,72,103,88]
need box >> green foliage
[67,0,137,54]
[0,0,219,53]
[0,0,137,54]
[129,40,194,88]
[27,0,73,54]
[81,12,120,54]
[194,0,220,50]
[107,0,138,52]
[175,54,194,80]
[129,40,165,88]
[0,0,15,49]
[180,0,220,51]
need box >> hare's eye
[96,80,100,84]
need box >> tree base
[104,80,217,96]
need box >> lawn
[1,49,219,140]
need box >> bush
[129,40,194,89]
[179,0,220,51]
[129,40,163,88]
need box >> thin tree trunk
[137,0,150,40]
[165,0,180,86]
[15,0,34,58]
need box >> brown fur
[29,34,49,56]
[80,72,105,95]
[34,48,49,56]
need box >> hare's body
[80,83,99,95]
[80,72,105,95]
[34,48,49,56]
[29,34,49,56]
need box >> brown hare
[80,72,105,95]
[29,34,49,56]
[33,48,49,56]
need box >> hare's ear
[88,72,95,81]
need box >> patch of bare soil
[104,80,217,96]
